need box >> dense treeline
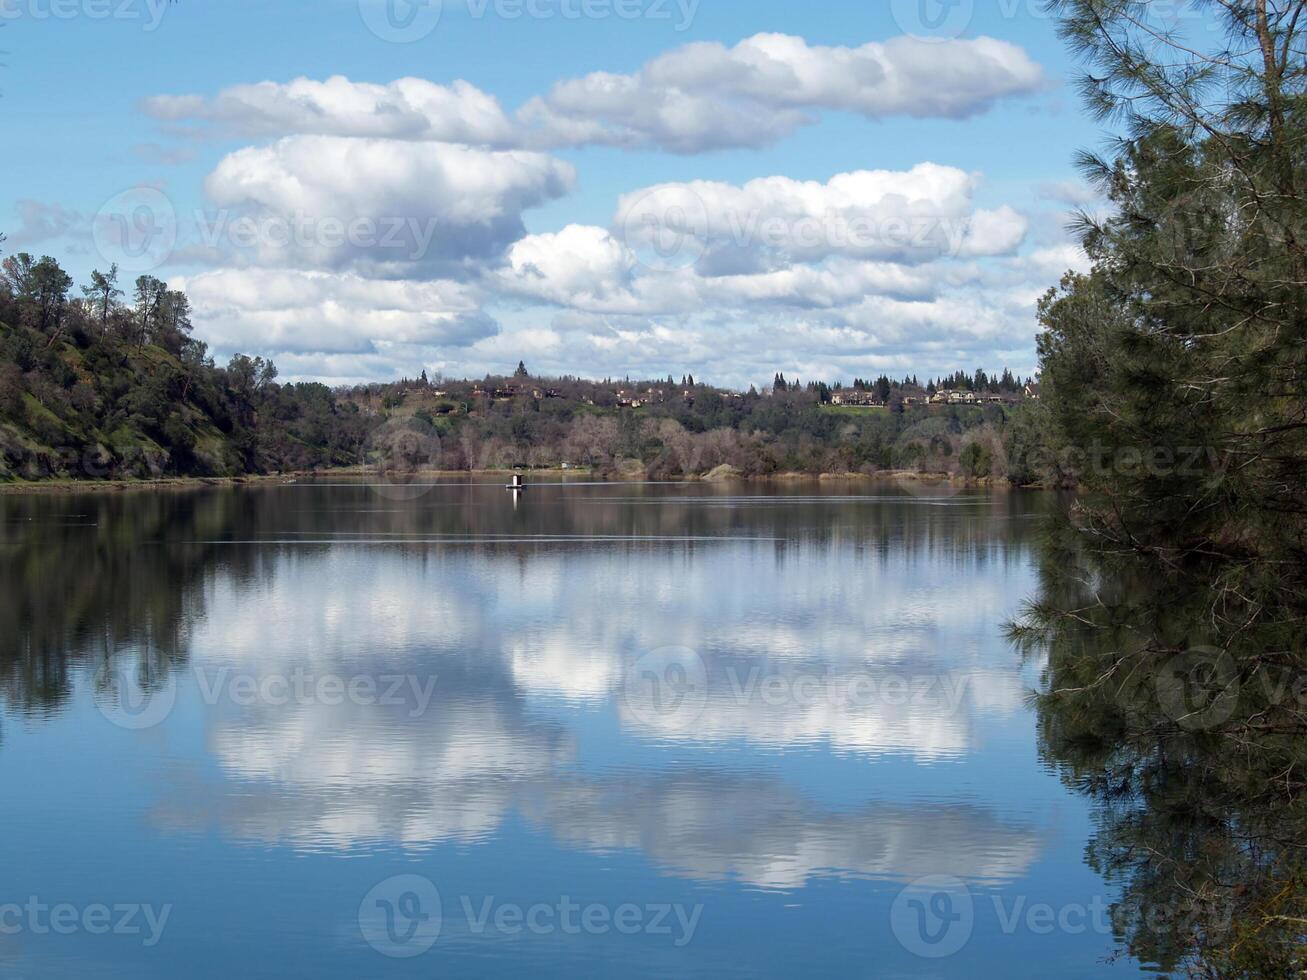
[355,373,1033,480]
[0,256,368,480]
[1014,2,1307,974]
[0,247,1047,484]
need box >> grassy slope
[0,321,240,481]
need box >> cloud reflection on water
[141,490,1048,886]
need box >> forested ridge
[0,253,1054,483]
[0,256,369,481]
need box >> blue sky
[1,0,1111,388]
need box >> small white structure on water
[506,472,526,509]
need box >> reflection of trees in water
[1013,515,1307,976]
[0,490,262,717]
[0,482,1051,720]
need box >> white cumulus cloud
[201,136,575,271]
[146,34,1045,155]
[521,34,1046,151]
[174,268,497,356]
[614,163,1028,270]
[144,76,517,145]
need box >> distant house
[831,390,883,407]
[930,389,979,406]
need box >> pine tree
[83,265,122,333]
[1025,10,1307,967]
[1039,0,1307,562]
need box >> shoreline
[0,467,1027,496]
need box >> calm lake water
[0,479,1149,977]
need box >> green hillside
[0,258,366,481]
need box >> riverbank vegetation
[1013,1,1307,973]
[0,261,1049,484]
